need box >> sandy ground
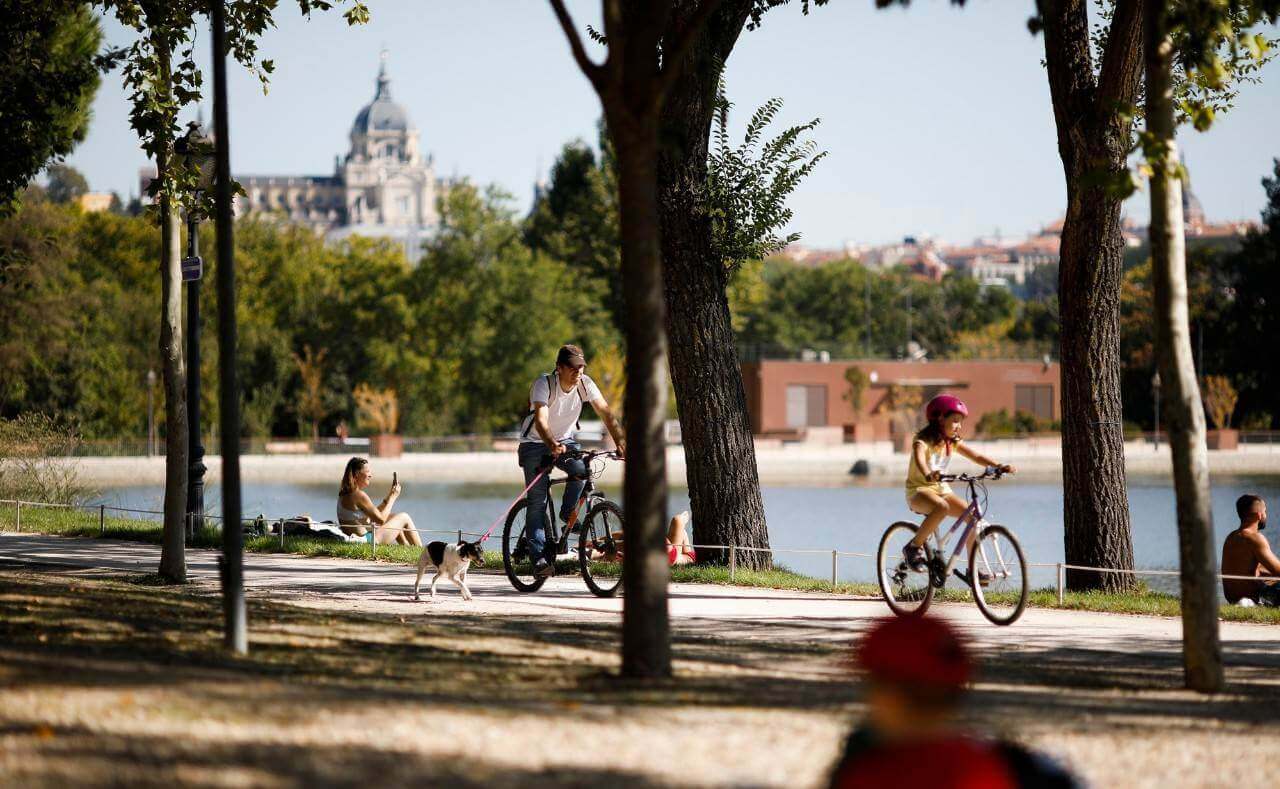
[2,533,1279,788]
[62,441,1280,487]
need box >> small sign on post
[181,255,203,282]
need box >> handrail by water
[2,497,1273,605]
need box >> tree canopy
[0,0,102,216]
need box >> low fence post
[280,518,286,550]
[15,501,20,532]
[831,550,838,589]
[1056,563,1065,605]
[729,545,737,581]
[99,504,106,537]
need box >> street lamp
[1152,370,1162,448]
[146,369,156,457]
[175,120,216,538]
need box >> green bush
[973,408,1059,437]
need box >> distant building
[942,224,1060,289]
[76,192,115,213]
[742,358,1060,443]
[141,53,442,260]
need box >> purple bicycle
[876,468,1029,625]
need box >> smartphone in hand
[392,471,398,487]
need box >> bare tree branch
[654,0,725,107]
[1097,0,1145,108]
[602,0,626,93]
[549,0,606,90]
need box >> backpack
[520,372,591,439]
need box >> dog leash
[477,467,550,543]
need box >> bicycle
[876,468,1029,626]
[501,448,625,597]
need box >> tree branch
[655,0,725,106]
[1097,0,1145,108]
[549,0,606,91]
[1037,0,1097,151]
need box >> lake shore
[66,439,1280,487]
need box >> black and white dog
[414,540,485,601]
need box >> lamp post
[146,368,156,457]
[904,283,913,360]
[175,121,216,539]
[1152,370,1162,448]
[864,266,872,358]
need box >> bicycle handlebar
[542,448,622,467]
[938,467,1007,483]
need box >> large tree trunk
[657,1,770,569]
[1144,0,1222,693]
[156,43,187,584]
[614,126,673,678]
[1040,0,1141,591]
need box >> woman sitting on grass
[336,457,422,547]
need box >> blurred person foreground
[828,615,1078,789]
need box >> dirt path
[2,533,1279,788]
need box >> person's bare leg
[908,490,951,548]
[376,513,419,546]
[667,511,691,547]
[396,512,422,548]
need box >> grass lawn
[4,501,1279,624]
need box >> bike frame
[927,475,988,580]
[532,450,613,552]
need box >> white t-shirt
[520,373,603,444]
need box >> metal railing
[2,496,1274,606]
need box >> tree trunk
[657,1,770,569]
[613,123,673,679]
[156,45,188,584]
[1040,0,1140,591]
[1144,0,1222,694]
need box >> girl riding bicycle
[902,394,1015,574]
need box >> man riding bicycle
[518,344,626,578]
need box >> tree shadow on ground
[3,566,1279,788]
[0,719,675,789]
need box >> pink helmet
[926,393,969,422]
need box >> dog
[414,540,485,601]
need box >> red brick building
[741,359,1060,443]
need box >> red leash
[477,467,550,543]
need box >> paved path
[5,531,1279,664]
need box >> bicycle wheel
[968,524,1028,626]
[877,521,935,617]
[579,500,624,597]
[502,499,548,593]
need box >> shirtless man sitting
[1221,494,1280,607]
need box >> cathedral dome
[351,58,413,134]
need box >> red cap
[856,615,972,689]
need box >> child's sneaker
[954,567,992,586]
[902,543,928,572]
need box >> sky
[66,1,1280,248]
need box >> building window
[396,196,410,216]
[1015,384,1054,421]
[786,384,828,428]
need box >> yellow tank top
[905,437,960,494]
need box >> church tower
[332,51,439,256]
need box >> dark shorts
[1259,584,1280,608]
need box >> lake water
[94,474,1280,589]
